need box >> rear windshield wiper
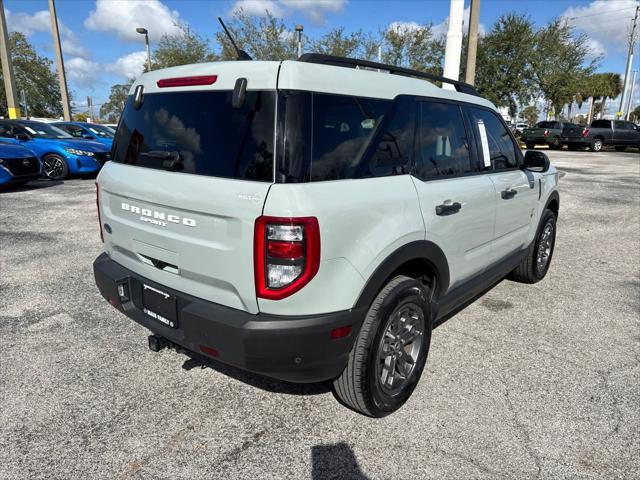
[140,150,184,171]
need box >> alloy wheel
[44,156,64,180]
[536,222,554,274]
[375,303,425,396]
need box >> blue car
[0,141,41,186]
[0,120,111,180]
[52,121,114,149]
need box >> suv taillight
[581,128,589,137]
[95,182,103,242]
[543,129,549,136]
[254,216,320,300]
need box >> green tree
[0,32,63,118]
[99,83,131,123]
[311,27,377,59]
[215,9,297,61]
[73,112,89,122]
[630,105,640,123]
[380,23,444,75]
[152,23,217,69]
[475,14,537,118]
[521,105,539,126]
[531,19,596,119]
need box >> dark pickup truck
[560,119,640,152]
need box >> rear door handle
[501,188,518,200]
[435,202,462,216]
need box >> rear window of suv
[112,90,275,182]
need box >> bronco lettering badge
[120,202,196,227]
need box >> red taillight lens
[157,75,217,88]
[543,129,549,136]
[582,128,589,137]
[254,216,320,300]
[95,182,103,242]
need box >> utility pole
[0,0,20,118]
[618,4,639,116]
[295,24,303,58]
[48,0,71,120]
[465,0,480,85]
[442,0,465,89]
[21,89,28,118]
[87,96,94,122]
[625,69,637,120]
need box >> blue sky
[4,0,640,116]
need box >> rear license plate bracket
[142,284,178,328]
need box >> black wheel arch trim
[545,190,560,216]
[354,240,450,310]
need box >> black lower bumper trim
[93,253,366,383]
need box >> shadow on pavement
[179,351,332,396]
[0,179,62,193]
[311,443,370,480]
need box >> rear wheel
[589,138,603,152]
[525,142,535,150]
[43,154,68,180]
[548,137,561,150]
[509,209,556,284]
[614,146,626,152]
[333,275,432,417]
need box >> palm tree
[583,73,622,123]
[598,73,622,119]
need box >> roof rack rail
[298,53,479,97]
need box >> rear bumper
[559,136,590,146]
[93,253,365,383]
[521,136,550,143]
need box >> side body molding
[354,241,450,309]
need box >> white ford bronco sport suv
[93,54,559,417]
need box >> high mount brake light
[95,182,103,242]
[254,216,320,300]
[156,75,218,88]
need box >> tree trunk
[587,96,595,124]
[567,102,572,121]
[600,97,608,119]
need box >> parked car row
[521,119,640,152]
[0,120,113,185]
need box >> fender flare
[354,240,449,309]
[544,190,560,216]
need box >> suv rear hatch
[522,121,557,141]
[97,62,279,314]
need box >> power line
[566,5,637,20]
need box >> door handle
[501,188,518,200]
[435,202,462,216]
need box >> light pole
[295,24,303,58]
[136,27,151,71]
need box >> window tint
[536,121,557,129]
[113,90,275,182]
[310,93,390,181]
[591,120,611,129]
[469,107,519,170]
[415,102,473,178]
[0,122,13,138]
[614,120,627,130]
[59,124,85,137]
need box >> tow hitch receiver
[148,334,168,352]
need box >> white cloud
[584,38,607,59]
[231,0,346,24]
[65,57,101,88]
[106,51,147,80]
[5,9,90,59]
[84,0,181,43]
[561,0,638,58]
[432,6,486,37]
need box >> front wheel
[333,276,432,417]
[43,154,69,180]
[509,209,557,284]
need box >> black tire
[334,275,432,417]
[525,142,535,150]
[548,137,561,150]
[509,209,557,284]
[614,146,626,152]
[43,154,69,180]
[589,137,604,152]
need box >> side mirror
[15,133,31,141]
[82,133,94,139]
[523,150,550,173]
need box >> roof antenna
[217,17,252,61]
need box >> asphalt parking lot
[1,148,638,480]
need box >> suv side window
[591,120,611,129]
[614,120,627,130]
[414,101,474,179]
[468,107,518,170]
